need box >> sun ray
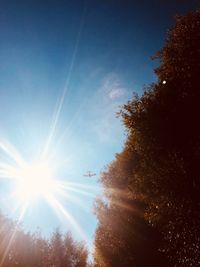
[0,142,25,166]
[59,190,92,214]
[53,94,92,151]
[42,4,87,159]
[61,184,96,198]
[45,194,88,242]
[0,202,27,267]
[63,181,100,191]
[0,229,17,267]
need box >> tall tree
[63,232,88,267]
[49,229,64,267]
[94,9,200,267]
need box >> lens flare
[13,161,60,202]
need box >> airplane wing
[83,172,96,177]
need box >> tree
[33,232,50,267]
[63,232,88,267]
[94,159,171,267]
[94,9,200,267]
[0,213,88,267]
[49,229,64,267]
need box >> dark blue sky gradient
[0,0,198,90]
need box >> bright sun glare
[0,139,89,241]
[14,161,59,202]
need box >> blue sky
[0,0,198,255]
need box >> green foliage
[94,9,200,267]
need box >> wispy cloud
[101,73,127,101]
[90,73,131,144]
[109,88,125,100]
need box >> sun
[0,141,89,241]
[14,160,60,202]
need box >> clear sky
[0,0,198,254]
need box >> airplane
[83,171,96,177]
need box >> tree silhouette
[0,213,88,267]
[94,9,200,267]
